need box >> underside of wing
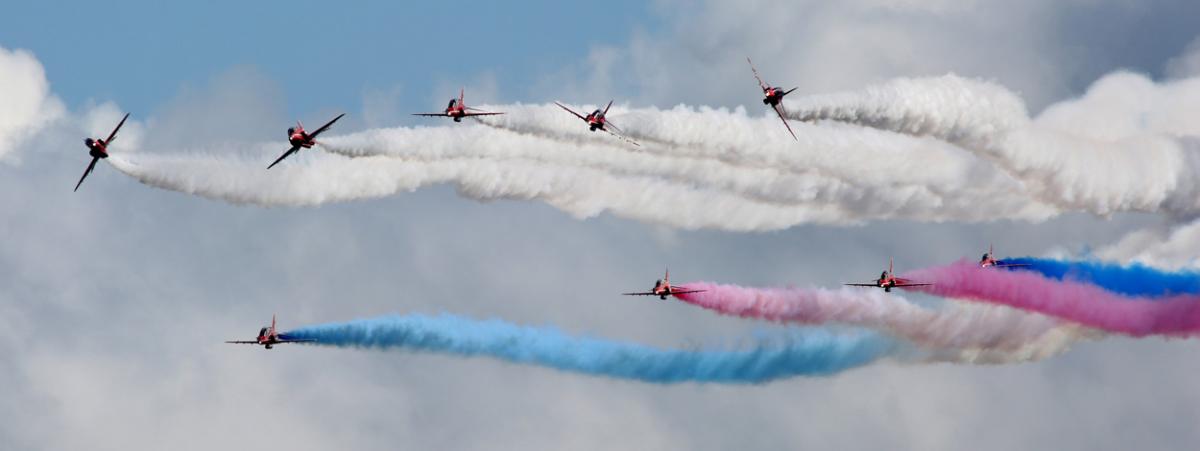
[267,145,300,170]
[412,113,448,117]
[225,340,260,344]
[773,104,797,140]
[895,283,933,288]
[554,102,588,122]
[105,113,130,145]
[843,283,879,287]
[670,289,706,295]
[622,292,655,296]
[461,112,505,117]
[277,339,318,344]
[307,113,346,139]
[74,157,99,192]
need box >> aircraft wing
[224,340,260,344]
[601,121,641,147]
[771,103,798,140]
[105,113,131,145]
[267,144,301,170]
[894,282,933,288]
[554,102,589,122]
[622,292,657,296]
[843,283,880,287]
[994,262,1031,268]
[747,57,770,91]
[307,113,346,139]
[73,157,99,192]
[276,338,317,344]
[461,111,505,117]
[412,112,449,117]
[670,289,706,295]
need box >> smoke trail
[1004,257,1200,297]
[790,72,1200,217]
[280,313,893,384]
[105,114,1051,230]
[672,283,1089,363]
[903,261,1200,337]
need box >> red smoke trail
[902,261,1200,337]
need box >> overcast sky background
[3,1,1200,450]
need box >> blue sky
[0,1,657,114]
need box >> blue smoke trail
[282,313,894,384]
[1005,257,1200,297]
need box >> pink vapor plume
[673,282,1088,363]
[902,261,1200,337]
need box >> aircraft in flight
[747,57,799,140]
[74,113,130,192]
[979,244,1030,268]
[412,88,504,122]
[554,100,640,146]
[225,315,315,349]
[844,257,933,292]
[622,269,706,300]
[267,113,346,169]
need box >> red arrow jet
[74,113,130,192]
[225,314,315,349]
[413,88,504,122]
[623,269,706,300]
[748,57,798,140]
[979,244,1030,268]
[844,257,933,292]
[554,100,640,146]
[267,113,346,169]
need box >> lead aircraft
[225,315,315,349]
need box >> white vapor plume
[790,71,1200,218]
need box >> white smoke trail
[790,72,1200,217]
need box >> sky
[3,1,1200,450]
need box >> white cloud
[0,46,64,162]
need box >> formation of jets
[73,56,811,189]
[67,60,1021,347]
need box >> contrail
[904,261,1200,337]
[789,72,1200,217]
[1004,257,1200,297]
[672,283,1092,363]
[280,313,893,384]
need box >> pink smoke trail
[902,261,1200,337]
[672,282,1081,361]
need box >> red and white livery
[979,244,1030,268]
[74,113,130,192]
[554,100,640,146]
[623,268,706,300]
[268,113,346,169]
[413,88,504,122]
[225,314,315,349]
[845,257,933,293]
[748,57,799,140]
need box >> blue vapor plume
[1005,257,1200,298]
[282,313,894,384]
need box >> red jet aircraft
[979,244,1030,268]
[554,100,640,146]
[622,269,706,300]
[748,57,799,140]
[225,315,315,349]
[844,257,933,292]
[413,88,504,122]
[267,113,346,169]
[74,113,130,192]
